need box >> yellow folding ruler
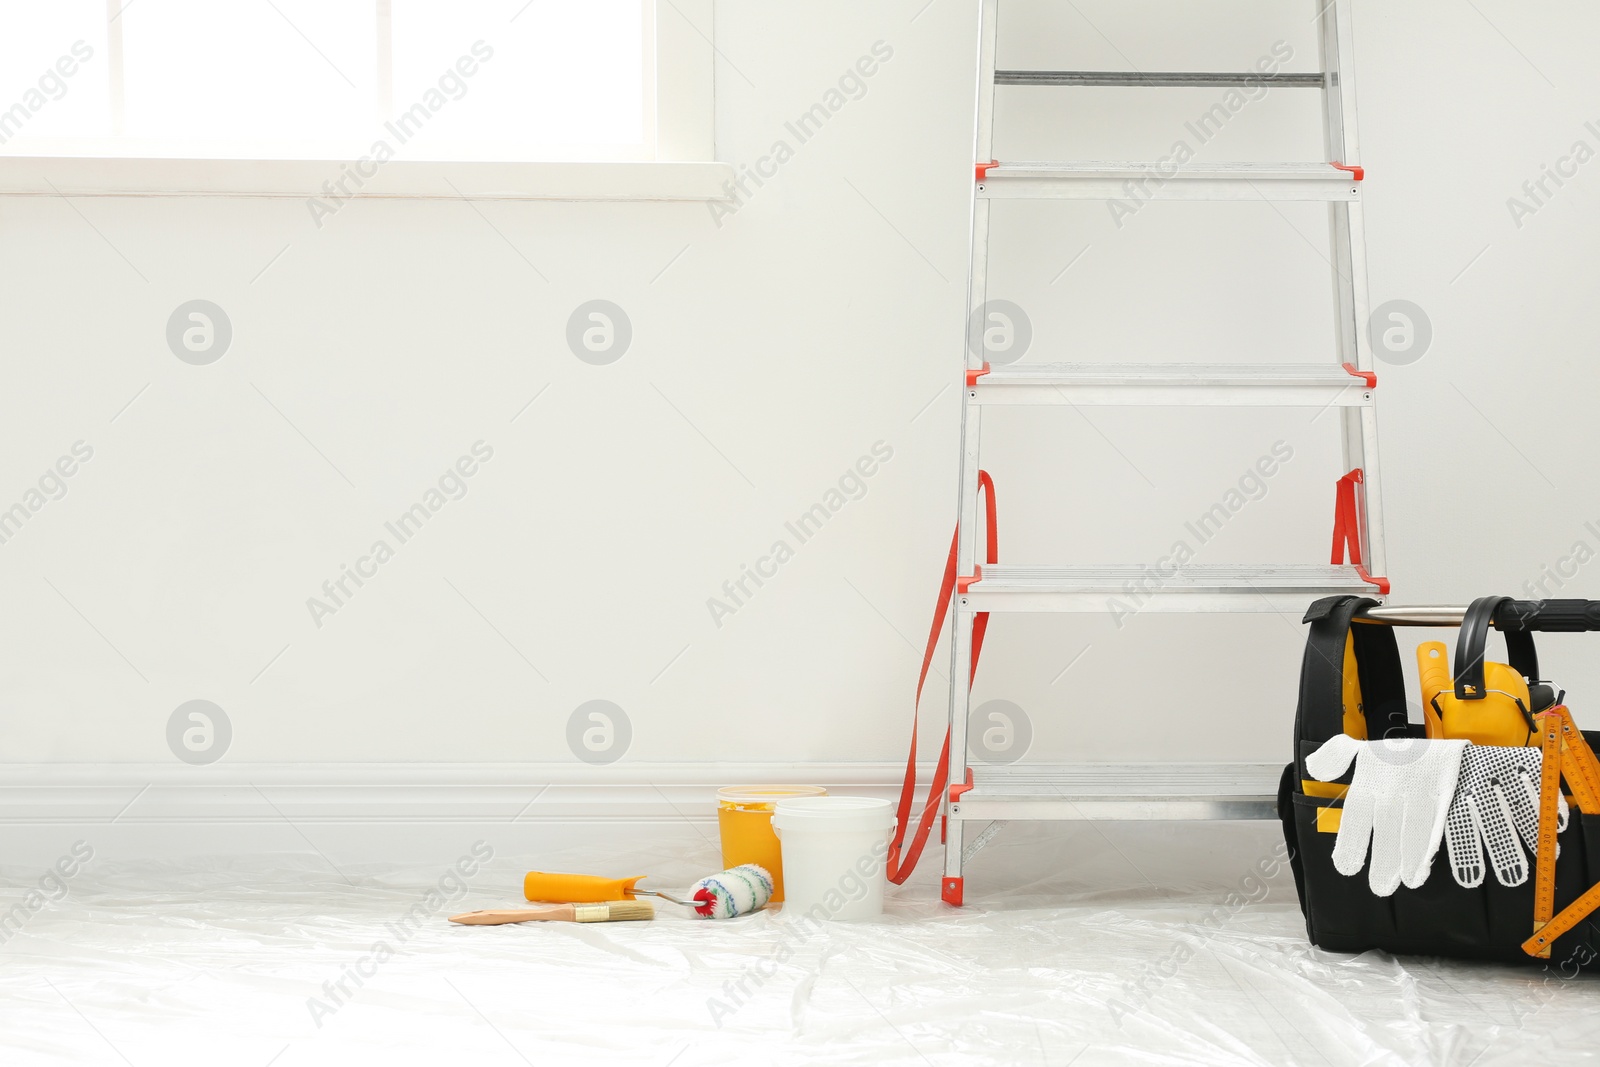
[1524,707,1600,958]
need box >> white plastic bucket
[771,796,896,921]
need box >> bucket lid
[717,785,827,804]
[772,795,895,833]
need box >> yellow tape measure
[1523,707,1600,958]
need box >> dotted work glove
[1306,735,1470,897]
[1445,743,1568,888]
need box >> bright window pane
[389,0,644,160]
[0,2,109,143]
[121,0,375,146]
[0,0,649,159]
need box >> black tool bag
[1280,594,1600,968]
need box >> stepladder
[925,0,1390,907]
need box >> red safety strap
[887,471,997,885]
[1330,468,1364,566]
[1340,362,1376,388]
[1329,468,1390,594]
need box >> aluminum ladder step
[995,71,1326,88]
[969,362,1375,406]
[977,160,1362,201]
[959,562,1383,613]
[951,762,1284,821]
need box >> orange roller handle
[523,871,645,903]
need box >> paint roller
[520,864,774,919]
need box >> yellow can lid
[716,785,827,806]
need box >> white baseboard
[0,763,921,825]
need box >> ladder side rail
[1330,0,1375,379]
[971,0,1000,189]
[1326,0,1363,166]
[957,0,1000,578]
[1338,7,1387,575]
[1317,0,1358,380]
[1318,0,1387,575]
[942,393,981,863]
[945,606,976,893]
[946,0,1002,898]
[1353,405,1388,573]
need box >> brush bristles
[573,900,655,923]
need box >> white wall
[2,0,1599,812]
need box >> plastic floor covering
[2,820,1597,1066]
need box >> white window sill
[0,157,735,202]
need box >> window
[0,0,720,197]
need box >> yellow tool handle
[523,871,645,903]
[1416,642,1451,739]
[1342,636,1367,739]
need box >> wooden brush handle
[450,905,574,925]
[449,900,654,925]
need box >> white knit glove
[1306,735,1469,897]
[1445,743,1568,888]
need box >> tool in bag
[1415,642,1450,737]
[1282,594,1600,967]
[1414,597,1549,746]
[1419,603,1570,888]
[1416,639,1539,745]
[1525,705,1600,957]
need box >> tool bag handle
[1294,595,1410,781]
[1495,598,1600,633]
[1454,595,1541,700]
